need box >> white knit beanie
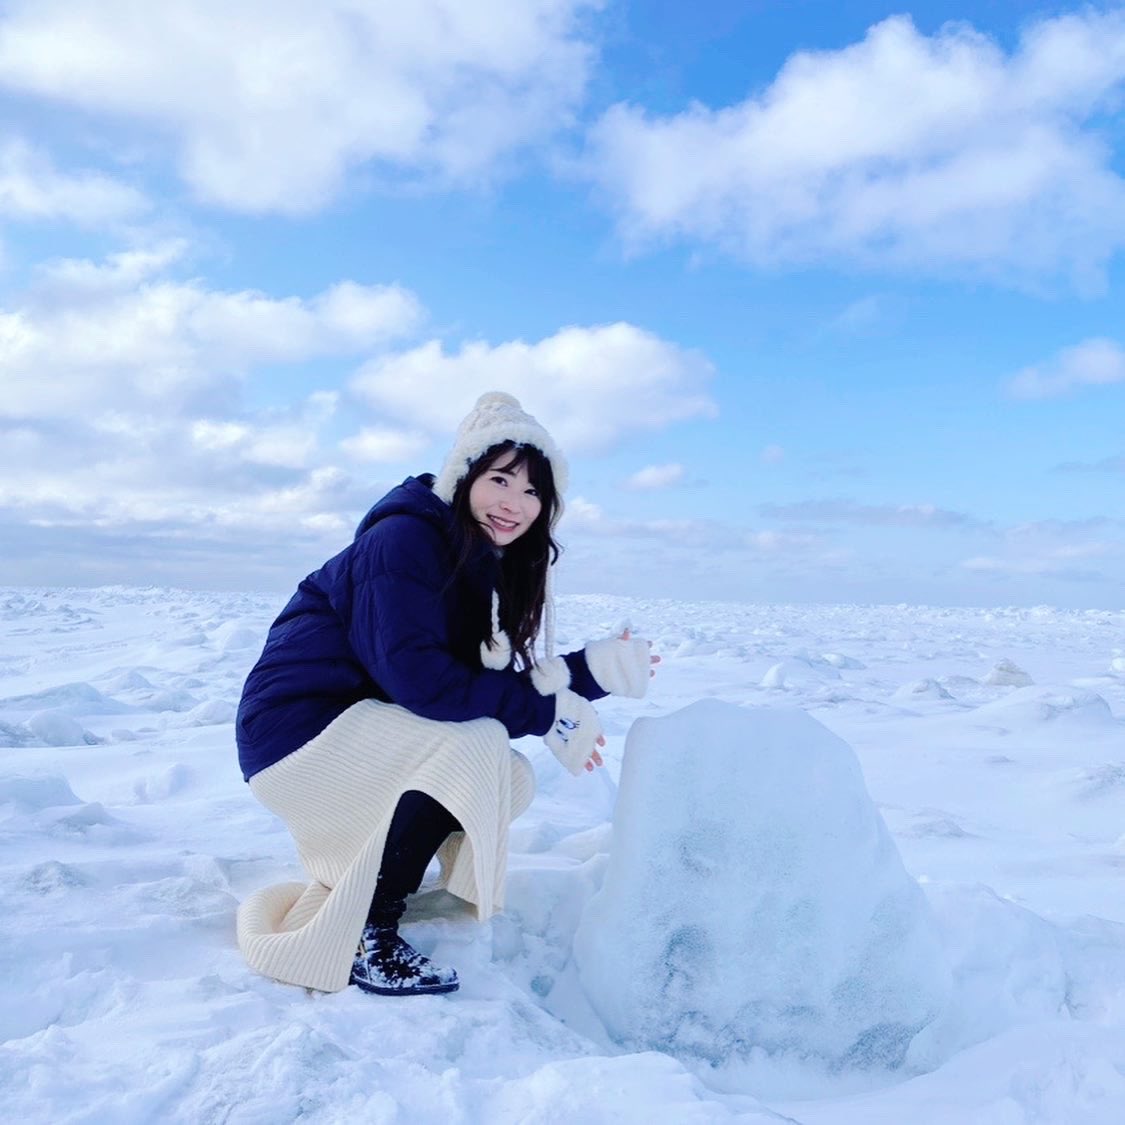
[434,391,571,695]
[432,391,569,509]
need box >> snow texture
[3,586,1125,1123]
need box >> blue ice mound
[573,700,949,1070]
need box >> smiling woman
[234,391,657,998]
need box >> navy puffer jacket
[236,475,604,781]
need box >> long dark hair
[449,441,561,669]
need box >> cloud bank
[0,137,148,225]
[0,0,601,211]
[350,323,717,452]
[585,11,1125,287]
[0,243,716,568]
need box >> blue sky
[1,0,1123,608]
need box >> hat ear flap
[480,589,513,669]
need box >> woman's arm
[561,649,610,701]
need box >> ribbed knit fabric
[238,699,534,993]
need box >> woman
[236,392,656,997]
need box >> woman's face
[468,454,543,546]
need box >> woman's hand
[585,738,605,772]
[584,628,659,698]
[545,690,604,776]
[581,625,661,769]
[620,627,661,680]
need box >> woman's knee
[460,716,512,758]
[510,750,535,818]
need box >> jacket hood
[354,474,449,541]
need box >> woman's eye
[491,475,507,485]
[525,489,538,498]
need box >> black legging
[367,790,462,927]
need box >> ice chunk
[573,700,949,1070]
[145,689,201,713]
[165,699,237,727]
[893,678,954,701]
[212,619,264,653]
[759,655,841,690]
[98,669,155,692]
[0,774,81,812]
[973,686,1114,727]
[25,710,97,746]
[984,659,1033,687]
[133,763,193,803]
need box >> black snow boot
[350,791,463,996]
[350,912,459,997]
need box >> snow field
[1,587,1125,1122]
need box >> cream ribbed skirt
[237,699,535,993]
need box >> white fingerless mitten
[544,689,603,776]
[584,635,651,698]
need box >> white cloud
[747,529,820,552]
[759,499,984,529]
[1006,337,1125,399]
[560,494,742,549]
[585,11,1125,287]
[562,496,606,527]
[340,426,431,464]
[830,294,904,334]
[190,412,327,468]
[959,552,1110,582]
[2,246,423,418]
[1056,454,1125,474]
[0,408,370,537]
[760,444,785,465]
[191,420,249,451]
[0,136,148,224]
[36,241,189,291]
[625,462,684,490]
[1049,541,1112,561]
[351,322,717,452]
[0,0,600,212]
[959,518,1122,585]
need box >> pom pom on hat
[432,391,568,505]
[479,391,520,408]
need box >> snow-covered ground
[2,585,1125,1123]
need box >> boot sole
[350,974,459,997]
